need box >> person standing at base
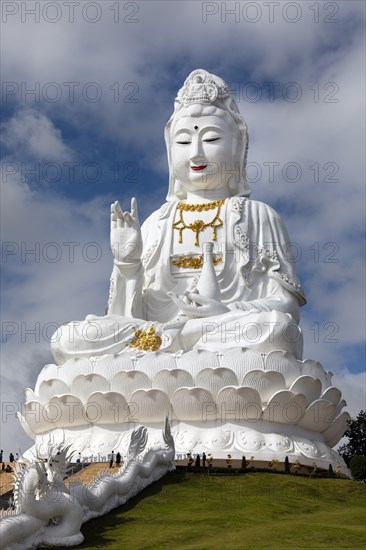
[202,452,206,467]
[109,451,115,468]
[116,452,122,467]
[0,450,3,463]
[9,453,14,463]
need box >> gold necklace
[173,200,224,246]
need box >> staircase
[64,462,112,486]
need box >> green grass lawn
[62,471,366,549]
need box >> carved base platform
[24,421,350,476]
[19,348,351,476]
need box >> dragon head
[45,442,72,482]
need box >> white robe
[51,197,306,364]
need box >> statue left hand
[168,291,230,318]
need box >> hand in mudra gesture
[110,198,142,263]
[168,291,230,319]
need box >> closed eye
[176,141,191,145]
[203,137,220,142]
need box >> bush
[350,455,366,481]
[241,456,247,470]
[328,464,334,477]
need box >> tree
[338,410,366,466]
[349,455,366,481]
[284,456,290,474]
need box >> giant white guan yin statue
[19,69,350,474]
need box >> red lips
[191,165,208,171]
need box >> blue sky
[1,0,365,453]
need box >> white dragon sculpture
[0,418,175,549]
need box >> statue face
[170,114,241,194]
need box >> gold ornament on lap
[129,326,162,352]
[171,255,222,269]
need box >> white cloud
[1,109,73,162]
[1,170,114,453]
[333,370,366,418]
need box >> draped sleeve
[229,199,306,320]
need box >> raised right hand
[110,197,142,263]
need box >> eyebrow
[173,125,223,136]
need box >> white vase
[196,242,221,302]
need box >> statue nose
[190,140,205,162]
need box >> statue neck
[185,188,228,202]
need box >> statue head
[165,69,250,200]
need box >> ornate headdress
[165,69,251,200]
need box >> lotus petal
[136,351,177,378]
[172,387,216,421]
[298,399,337,432]
[20,401,51,434]
[262,391,307,424]
[325,371,334,387]
[220,348,264,380]
[58,358,93,387]
[217,386,262,421]
[17,412,37,439]
[153,369,194,398]
[323,411,351,447]
[34,363,59,394]
[130,389,171,422]
[195,368,238,398]
[265,351,301,386]
[71,374,109,403]
[38,379,70,404]
[242,370,286,403]
[300,360,327,390]
[95,354,134,380]
[336,399,347,416]
[178,350,219,377]
[24,388,39,403]
[111,370,151,399]
[48,394,86,429]
[86,392,129,424]
[321,387,341,405]
[289,376,322,405]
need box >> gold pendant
[173,200,224,246]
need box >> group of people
[109,451,123,468]
[188,453,208,468]
[0,450,18,473]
